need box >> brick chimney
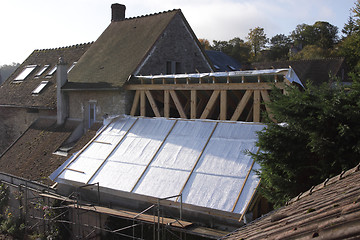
[111,3,126,22]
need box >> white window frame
[14,65,37,81]
[46,66,57,78]
[32,81,49,94]
[35,65,50,77]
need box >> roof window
[67,62,77,73]
[35,65,50,77]
[46,66,57,78]
[227,65,237,71]
[214,65,220,70]
[14,65,37,81]
[32,81,49,94]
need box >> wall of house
[135,13,212,75]
[0,107,56,155]
[67,90,134,127]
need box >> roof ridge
[34,42,94,52]
[286,162,360,205]
[123,9,180,21]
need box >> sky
[0,0,357,65]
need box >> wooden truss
[125,76,287,122]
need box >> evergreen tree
[251,79,360,207]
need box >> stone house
[0,44,91,154]
[62,4,212,128]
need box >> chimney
[56,57,68,125]
[111,3,126,22]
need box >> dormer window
[67,62,77,73]
[46,66,57,78]
[14,65,37,81]
[35,65,50,77]
[32,81,49,94]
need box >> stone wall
[67,89,134,127]
[135,13,212,76]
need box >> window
[166,61,181,74]
[14,65,37,81]
[46,66,57,78]
[214,65,220,71]
[227,65,237,71]
[35,65,50,77]
[32,81,49,94]
[89,101,96,128]
[67,62,77,73]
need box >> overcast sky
[0,0,356,65]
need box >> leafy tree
[291,22,338,50]
[246,27,268,58]
[251,79,360,207]
[290,44,330,60]
[338,0,360,73]
[268,34,292,61]
[199,38,211,50]
[0,63,20,84]
[211,38,251,63]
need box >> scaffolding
[0,173,218,240]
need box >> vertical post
[164,90,170,118]
[180,194,183,220]
[253,91,261,122]
[220,90,227,120]
[190,90,197,119]
[140,90,146,116]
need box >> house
[251,58,349,86]
[206,50,242,72]
[0,43,91,154]
[221,162,360,239]
[62,4,213,129]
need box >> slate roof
[0,43,91,109]
[221,163,360,240]
[68,10,181,88]
[251,58,348,86]
[206,50,242,72]
[0,117,101,185]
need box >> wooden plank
[253,90,261,122]
[130,90,140,116]
[191,90,197,119]
[67,204,192,228]
[145,90,161,117]
[230,90,253,121]
[164,90,170,118]
[124,82,286,91]
[220,90,227,120]
[200,90,220,119]
[140,90,146,116]
[170,90,187,118]
[261,90,276,122]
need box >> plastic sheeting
[135,68,304,87]
[52,116,265,215]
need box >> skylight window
[67,62,77,73]
[14,65,37,81]
[35,65,50,77]
[214,65,220,70]
[228,65,237,71]
[46,66,57,78]
[32,81,49,94]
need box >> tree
[290,22,338,50]
[211,38,251,63]
[338,0,360,73]
[246,27,268,58]
[268,34,292,61]
[250,79,360,207]
[199,38,211,50]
